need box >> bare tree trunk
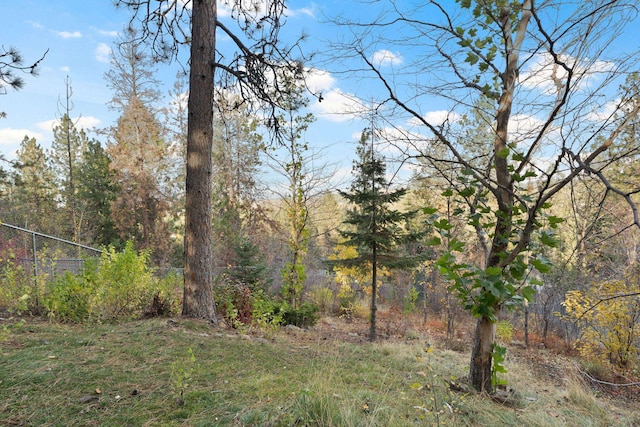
[524,301,530,348]
[369,244,378,342]
[182,0,218,321]
[470,313,496,393]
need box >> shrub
[282,302,320,328]
[496,320,514,344]
[308,286,335,314]
[252,292,285,330]
[563,267,640,370]
[44,271,93,322]
[337,284,356,318]
[145,271,182,317]
[214,276,254,328]
[91,242,156,320]
[0,261,31,315]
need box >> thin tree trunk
[370,244,378,341]
[524,301,529,348]
[182,0,218,321]
[469,1,531,393]
[470,313,496,393]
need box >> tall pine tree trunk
[182,0,218,321]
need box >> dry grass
[1,316,638,426]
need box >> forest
[2,0,640,403]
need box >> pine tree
[334,130,425,341]
[75,140,120,247]
[12,137,57,232]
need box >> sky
[0,0,370,188]
[2,1,640,190]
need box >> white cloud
[287,6,316,18]
[75,116,102,129]
[27,20,45,30]
[304,68,336,93]
[37,116,101,133]
[55,30,82,39]
[95,43,111,63]
[406,110,461,129]
[0,128,43,147]
[91,27,119,37]
[59,66,70,73]
[371,49,403,67]
[219,1,271,19]
[585,99,620,122]
[311,89,366,122]
[520,53,615,95]
[509,114,546,141]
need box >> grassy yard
[1,317,638,426]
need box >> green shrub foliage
[2,241,180,322]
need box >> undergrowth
[1,318,638,426]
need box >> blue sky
[0,1,369,183]
[2,1,640,189]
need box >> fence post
[32,231,38,279]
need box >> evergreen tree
[211,94,268,270]
[334,130,425,341]
[50,112,91,241]
[108,96,171,264]
[12,136,57,232]
[104,29,173,265]
[75,140,120,247]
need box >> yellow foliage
[563,268,640,369]
[329,242,389,293]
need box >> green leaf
[486,266,502,276]
[530,258,551,274]
[521,286,536,302]
[496,146,510,159]
[423,207,438,215]
[426,237,442,246]
[459,187,475,198]
[466,52,479,65]
[540,231,559,248]
[433,219,453,231]
[441,189,454,197]
[548,215,565,228]
[449,238,465,252]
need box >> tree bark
[369,243,378,342]
[470,313,496,393]
[182,0,218,321]
[469,1,531,393]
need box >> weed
[170,347,199,405]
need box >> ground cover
[1,317,638,426]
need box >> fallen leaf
[78,395,99,404]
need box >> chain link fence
[0,223,103,280]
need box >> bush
[496,320,514,344]
[213,276,254,328]
[91,242,156,320]
[307,286,335,314]
[44,271,93,322]
[214,278,319,330]
[282,302,320,328]
[0,261,31,315]
[145,271,182,317]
